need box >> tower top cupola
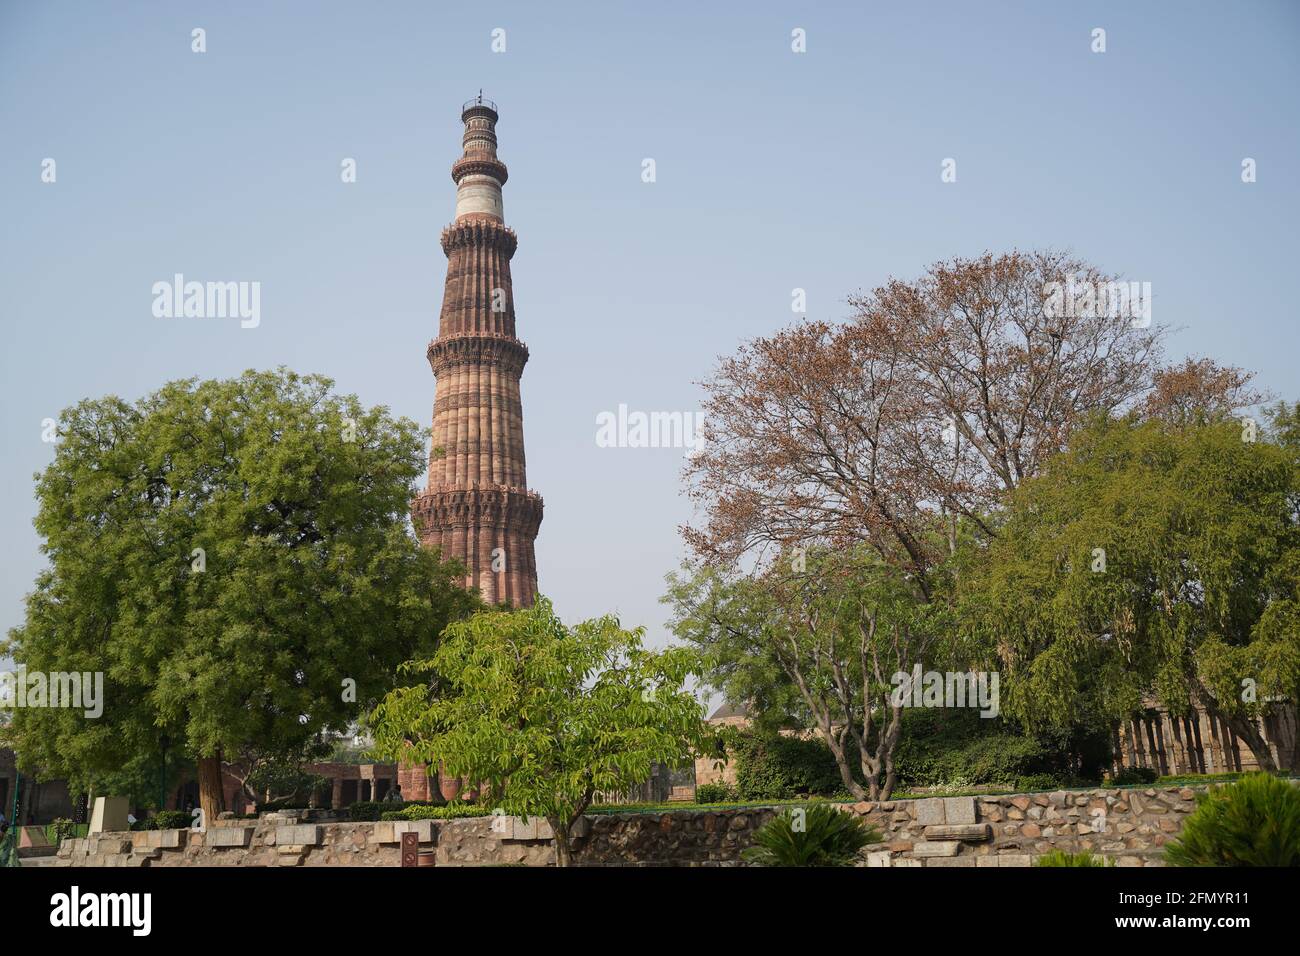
[452,92,508,220]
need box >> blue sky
[2,0,1298,652]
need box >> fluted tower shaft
[412,97,542,607]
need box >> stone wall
[44,807,776,868]
[42,782,1279,868]
[850,787,1205,867]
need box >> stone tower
[412,95,542,607]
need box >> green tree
[369,598,706,866]
[963,413,1300,771]
[3,369,478,824]
[665,547,951,800]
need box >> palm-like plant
[1165,773,1300,867]
[742,803,880,867]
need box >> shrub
[154,810,192,830]
[731,732,847,800]
[891,709,1105,790]
[695,782,738,804]
[741,804,880,867]
[1035,850,1112,867]
[348,801,387,822]
[1111,767,1159,786]
[1164,774,1300,867]
[46,818,79,846]
[379,803,493,821]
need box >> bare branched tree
[684,251,1168,586]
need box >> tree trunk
[197,749,225,827]
[819,730,868,801]
[1196,684,1278,773]
[549,817,572,867]
[1219,711,1278,773]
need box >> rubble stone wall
[46,783,1273,868]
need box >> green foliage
[721,708,1103,798]
[665,547,951,801]
[962,415,1300,769]
[891,709,1106,790]
[152,810,191,830]
[695,782,738,804]
[380,803,492,821]
[346,800,413,822]
[326,744,374,765]
[1111,767,1160,787]
[2,368,479,793]
[245,763,330,811]
[370,597,707,858]
[741,804,880,867]
[1035,850,1113,867]
[730,731,848,800]
[46,818,83,846]
[1165,774,1300,867]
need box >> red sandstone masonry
[412,99,541,608]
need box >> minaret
[412,95,542,606]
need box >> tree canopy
[961,412,1300,770]
[369,597,705,865]
[3,368,478,819]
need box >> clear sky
[2,0,1298,654]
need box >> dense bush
[1035,850,1112,867]
[1011,774,1063,792]
[891,709,1107,790]
[695,782,738,804]
[1111,766,1160,786]
[154,810,192,830]
[742,804,880,867]
[348,801,390,821]
[380,803,493,821]
[1165,774,1300,867]
[350,800,442,821]
[730,732,848,800]
[723,711,1109,798]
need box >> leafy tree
[369,597,706,866]
[963,414,1300,771]
[1141,357,1264,426]
[242,761,330,810]
[3,369,478,824]
[666,547,952,800]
